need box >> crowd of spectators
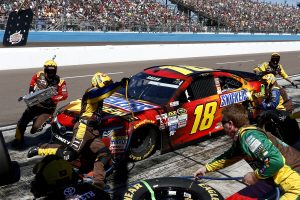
[172,0,300,33]
[0,0,300,33]
[0,0,197,32]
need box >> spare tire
[122,177,224,200]
[0,131,20,186]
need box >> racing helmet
[270,52,280,68]
[261,73,276,87]
[44,60,57,79]
[91,72,113,88]
[31,155,74,198]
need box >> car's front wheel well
[128,124,160,161]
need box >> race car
[51,65,262,161]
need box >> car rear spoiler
[216,69,261,81]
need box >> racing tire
[0,131,20,186]
[122,177,224,200]
[257,110,300,146]
[128,128,157,162]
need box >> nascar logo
[220,90,248,107]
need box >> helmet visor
[44,68,56,77]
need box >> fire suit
[205,126,300,200]
[15,71,68,143]
[37,81,123,189]
[253,62,289,79]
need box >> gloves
[120,77,130,88]
[291,81,298,88]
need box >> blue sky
[259,0,298,6]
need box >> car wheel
[122,177,224,200]
[128,128,157,161]
[258,110,300,146]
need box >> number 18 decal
[191,102,218,134]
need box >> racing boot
[27,146,39,158]
[11,127,24,148]
[93,161,109,190]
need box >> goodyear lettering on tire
[123,183,143,200]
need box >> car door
[163,74,222,151]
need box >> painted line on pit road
[1,73,300,132]
[215,60,256,65]
[62,71,124,79]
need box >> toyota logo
[64,187,76,197]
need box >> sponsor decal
[177,108,187,115]
[170,101,179,107]
[103,105,127,116]
[156,108,188,132]
[104,96,156,112]
[134,120,155,129]
[102,129,114,137]
[156,113,168,130]
[177,114,188,128]
[9,31,23,44]
[220,90,248,107]
[64,187,76,197]
[168,111,177,117]
[110,136,128,153]
[146,76,161,81]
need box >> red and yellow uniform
[14,69,68,145]
[253,62,289,79]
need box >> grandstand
[0,0,299,33]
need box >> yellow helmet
[270,52,280,66]
[271,52,280,59]
[44,60,57,78]
[91,72,113,88]
[261,73,276,86]
[44,60,57,70]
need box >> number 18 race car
[51,65,262,161]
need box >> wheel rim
[131,133,153,154]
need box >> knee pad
[57,147,78,161]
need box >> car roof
[144,65,217,79]
[144,65,260,81]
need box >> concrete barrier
[1,41,300,70]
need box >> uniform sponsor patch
[220,90,248,107]
[71,138,82,150]
[246,137,262,153]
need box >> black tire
[128,128,157,162]
[258,110,300,146]
[0,131,20,186]
[122,177,224,200]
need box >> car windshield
[118,72,183,105]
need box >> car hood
[102,93,160,118]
